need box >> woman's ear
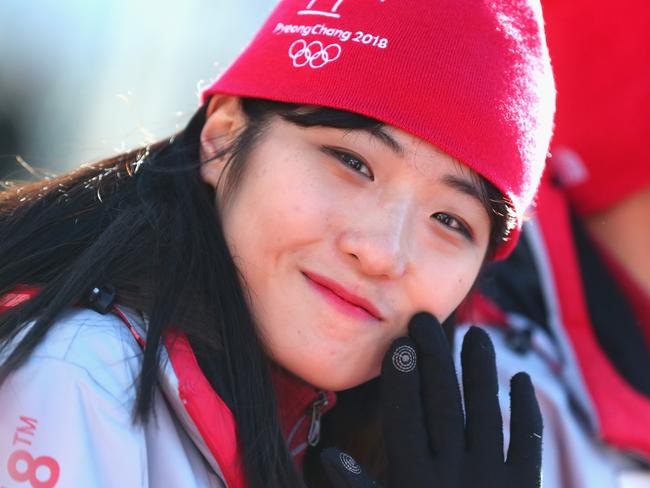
[200,95,246,188]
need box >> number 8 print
[8,449,60,488]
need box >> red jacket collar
[163,335,336,482]
[271,364,336,467]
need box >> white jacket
[0,306,230,487]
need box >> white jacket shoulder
[0,305,146,422]
[21,307,144,403]
[0,307,150,487]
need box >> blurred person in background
[457,1,650,486]
[0,0,555,486]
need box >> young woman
[0,1,555,487]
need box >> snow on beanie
[202,0,555,259]
[543,0,650,217]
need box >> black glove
[321,312,542,488]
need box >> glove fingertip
[510,372,543,431]
[463,325,494,346]
[511,371,532,387]
[460,326,497,367]
[407,311,448,352]
[408,311,441,332]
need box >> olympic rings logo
[288,39,342,69]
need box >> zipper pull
[307,391,329,447]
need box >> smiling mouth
[302,271,383,321]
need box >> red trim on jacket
[164,331,247,488]
[536,181,650,458]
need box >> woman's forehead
[362,124,474,177]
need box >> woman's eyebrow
[360,127,405,156]
[441,174,485,207]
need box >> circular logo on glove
[339,452,362,474]
[392,344,417,373]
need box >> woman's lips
[303,271,383,321]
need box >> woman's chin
[293,364,379,392]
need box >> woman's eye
[323,147,374,180]
[431,212,473,241]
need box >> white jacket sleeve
[0,309,148,488]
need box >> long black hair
[0,98,515,487]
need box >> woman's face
[201,97,491,391]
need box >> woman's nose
[337,202,410,279]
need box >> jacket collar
[271,364,336,467]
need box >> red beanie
[203,0,556,259]
[543,0,650,216]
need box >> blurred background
[0,0,277,178]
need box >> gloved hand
[321,312,542,488]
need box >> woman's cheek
[415,256,481,321]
